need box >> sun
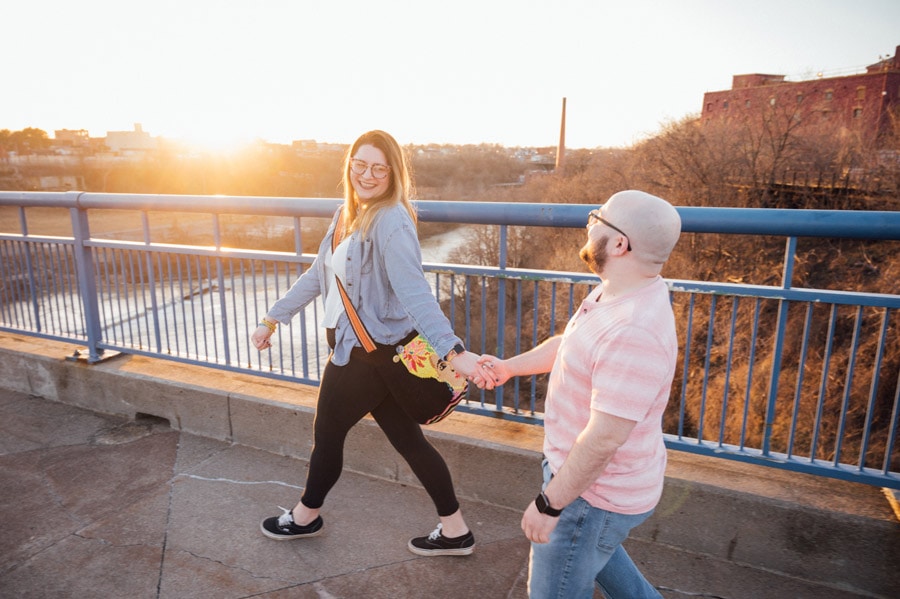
[168,129,258,156]
[139,118,264,156]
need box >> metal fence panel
[1,191,898,489]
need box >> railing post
[781,236,797,289]
[495,224,508,410]
[294,215,311,379]
[212,214,232,366]
[18,206,42,331]
[141,211,164,353]
[69,196,104,362]
[762,236,799,456]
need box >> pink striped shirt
[543,276,677,514]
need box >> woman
[251,130,482,556]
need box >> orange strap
[332,214,377,353]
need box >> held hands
[447,353,512,390]
[447,351,493,388]
[474,354,512,388]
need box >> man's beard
[579,235,608,275]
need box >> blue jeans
[528,460,662,599]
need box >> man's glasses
[349,158,391,179]
[587,209,632,251]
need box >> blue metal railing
[1,191,899,490]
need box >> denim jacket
[266,203,463,366]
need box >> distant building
[105,123,157,153]
[54,129,90,147]
[291,140,346,153]
[292,139,318,152]
[702,44,900,145]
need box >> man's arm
[477,334,562,387]
[521,409,636,544]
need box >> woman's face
[349,144,392,204]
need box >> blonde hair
[341,130,417,237]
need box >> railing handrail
[3,191,900,240]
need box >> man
[477,190,682,598]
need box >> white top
[322,237,351,327]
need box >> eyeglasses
[349,158,391,179]
[587,209,632,251]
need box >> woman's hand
[251,325,274,350]
[449,351,496,390]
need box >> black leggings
[300,340,461,517]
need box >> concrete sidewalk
[1,388,891,599]
[0,389,532,598]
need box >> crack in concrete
[175,548,299,584]
[174,473,304,490]
[173,440,232,477]
[71,532,152,549]
[36,451,88,529]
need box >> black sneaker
[407,523,475,556]
[260,506,323,540]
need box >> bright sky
[6,0,900,150]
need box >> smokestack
[555,97,566,172]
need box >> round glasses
[587,209,632,252]
[349,158,391,179]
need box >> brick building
[702,44,900,146]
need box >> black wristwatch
[535,491,563,517]
[444,343,465,362]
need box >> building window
[769,97,776,106]
[853,108,863,118]
[723,100,729,110]
[825,90,834,101]
[745,99,751,108]
[856,87,865,100]
[796,93,803,104]
[707,103,713,112]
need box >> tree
[8,128,51,154]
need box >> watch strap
[444,343,465,362]
[535,491,563,517]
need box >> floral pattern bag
[392,334,467,424]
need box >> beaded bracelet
[260,318,277,333]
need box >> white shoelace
[276,506,293,527]
[427,523,443,540]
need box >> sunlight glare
[169,128,258,156]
